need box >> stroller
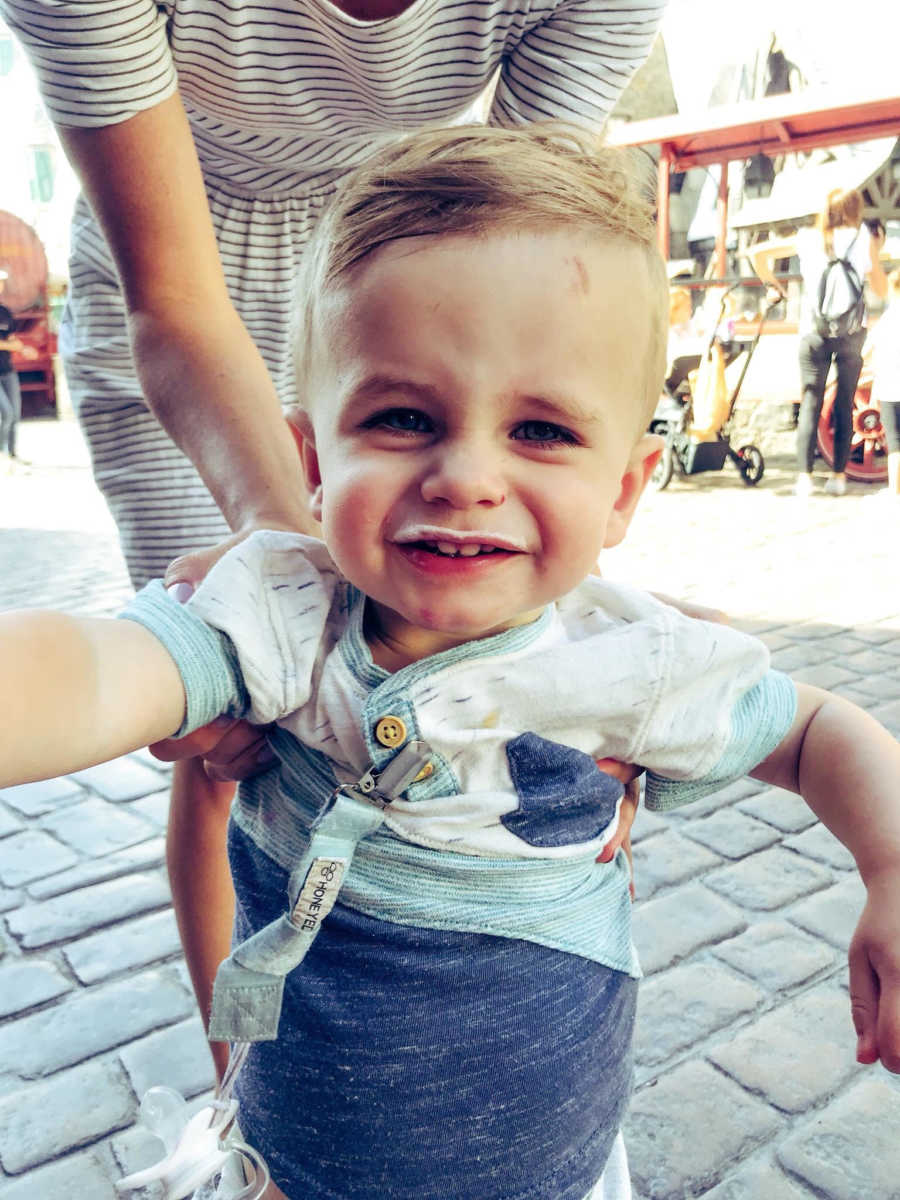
[650,284,781,491]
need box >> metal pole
[657,145,671,261]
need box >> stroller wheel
[737,444,764,486]
[651,440,674,491]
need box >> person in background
[0,0,666,1077]
[748,188,887,497]
[867,266,900,502]
[0,269,35,472]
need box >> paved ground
[1,406,899,1199]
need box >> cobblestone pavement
[1,413,900,1199]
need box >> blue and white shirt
[123,531,797,1199]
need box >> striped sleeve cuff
[119,580,248,737]
[645,671,798,812]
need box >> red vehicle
[817,372,887,483]
[0,210,57,417]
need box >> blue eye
[512,421,578,446]
[365,408,433,433]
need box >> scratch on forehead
[570,256,590,295]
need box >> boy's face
[300,229,661,658]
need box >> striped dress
[2,0,665,585]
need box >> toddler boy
[3,126,900,1200]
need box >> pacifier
[116,1078,269,1199]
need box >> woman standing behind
[0,0,665,1080]
[749,188,886,496]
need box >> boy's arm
[2,610,186,787]
[752,683,900,1071]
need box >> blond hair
[293,123,669,432]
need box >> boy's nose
[419,442,506,508]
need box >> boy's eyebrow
[347,375,443,405]
[523,393,602,425]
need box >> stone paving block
[631,832,721,900]
[126,789,170,827]
[0,1148,119,1198]
[705,846,833,911]
[0,777,83,818]
[0,960,72,1018]
[69,756,168,802]
[737,787,819,833]
[65,908,183,984]
[0,968,192,1079]
[0,1059,134,1173]
[681,809,780,860]
[769,644,826,673]
[631,805,667,844]
[624,1060,780,1199]
[711,920,838,992]
[119,1016,216,1100]
[634,961,764,1069]
[777,1076,900,1199]
[869,695,900,738]
[775,622,834,641]
[0,806,20,840]
[7,872,170,948]
[38,795,156,856]
[784,823,855,871]
[788,874,867,953]
[828,683,880,710]
[632,883,746,976]
[27,836,166,900]
[0,888,20,914]
[852,625,900,646]
[845,672,900,702]
[842,645,900,676]
[709,985,860,1113]
[0,829,79,888]
[702,1155,816,1199]
[876,635,900,655]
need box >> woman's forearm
[129,306,314,536]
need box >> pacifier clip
[117,739,431,1199]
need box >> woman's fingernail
[167,582,194,604]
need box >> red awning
[607,89,900,169]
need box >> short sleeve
[183,532,344,727]
[0,0,177,127]
[120,579,248,737]
[629,605,789,786]
[645,669,797,811]
[490,0,666,127]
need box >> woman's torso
[796,223,872,338]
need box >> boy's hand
[849,873,900,1072]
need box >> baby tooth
[437,541,459,555]
[457,544,482,557]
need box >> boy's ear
[603,434,663,549]
[287,408,324,523]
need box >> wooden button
[374,715,407,748]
